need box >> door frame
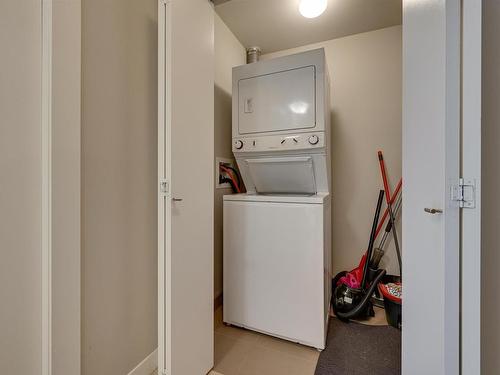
[156,1,483,373]
[42,0,53,374]
[157,0,172,374]
[461,1,482,373]
[41,1,82,373]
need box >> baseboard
[127,348,158,375]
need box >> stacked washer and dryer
[223,48,331,350]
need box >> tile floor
[153,306,388,375]
[152,369,224,374]
[212,308,320,375]
[152,369,223,375]
[152,371,222,375]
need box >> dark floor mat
[315,318,401,375]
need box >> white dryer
[223,48,331,349]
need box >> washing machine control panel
[234,140,244,150]
[232,132,325,153]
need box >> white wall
[263,26,402,276]
[214,14,246,300]
[81,0,158,374]
[0,1,43,373]
[1,3,81,374]
[482,1,500,373]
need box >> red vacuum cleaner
[332,190,387,320]
[332,151,403,323]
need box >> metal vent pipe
[246,46,261,63]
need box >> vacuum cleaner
[332,190,387,320]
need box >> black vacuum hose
[336,269,387,320]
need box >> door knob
[424,208,442,214]
[172,198,183,202]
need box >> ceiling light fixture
[299,0,327,18]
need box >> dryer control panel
[232,132,325,153]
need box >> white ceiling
[215,0,402,54]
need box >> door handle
[172,198,183,202]
[424,208,443,214]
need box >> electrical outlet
[216,157,236,189]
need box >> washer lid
[223,192,329,204]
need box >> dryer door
[238,66,316,135]
[245,156,316,194]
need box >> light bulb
[299,0,327,18]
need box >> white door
[403,0,462,373]
[158,0,214,374]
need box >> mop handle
[374,178,402,240]
[361,190,385,290]
[379,193,402,249]
[378,151,403,276]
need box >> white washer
[223,193,331,349]
[223,48,332,349]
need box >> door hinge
[450,178,475,208]
[160,179,170,196]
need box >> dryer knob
[308,135,319,145]
[235,140,244,150]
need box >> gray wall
[81,0,158,374]
[482,1,500,373]
[214,14,246,300]
[263,26,403,276]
